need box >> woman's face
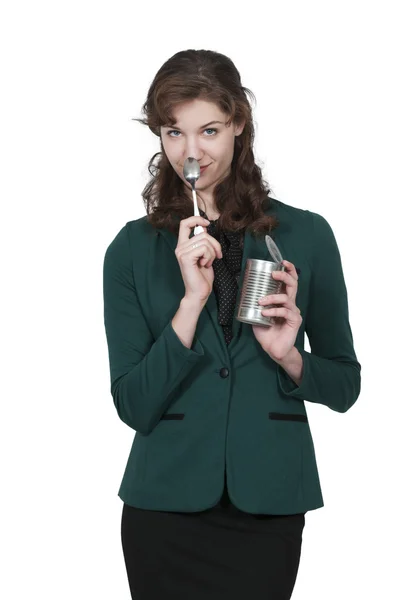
[160,98,244,197]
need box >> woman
[103,49,361,600]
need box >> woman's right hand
[175,216,223,304]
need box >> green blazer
[103,197,361,514]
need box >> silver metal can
[235,259,285,326]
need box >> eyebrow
[164,120,225,130]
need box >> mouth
[200,164,211,173]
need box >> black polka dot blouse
[199,208,245,346]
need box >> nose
[183,136,204,163]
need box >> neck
[198,206,220,221]
[196,195,220,221]
[182,185,220,220]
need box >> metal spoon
[183,157,204,235]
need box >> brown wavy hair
[132,49,279,237]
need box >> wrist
[272,346,298,365]
[274,347,304,387]
[181,295,207,313]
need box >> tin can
[235,259,285,326]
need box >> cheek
[162,144,180,169]
[161,139,173,158]
[212,144,234,167]
[216,136,235,158]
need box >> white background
[1,1,396,598]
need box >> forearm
[275,346,361,413]
[104,224,209,436]
[171,296,207,349]
[274,347,304,387]
[111,318,205,435]
[274,212,361,413]
[113,297,206,434]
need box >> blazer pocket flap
[269,412,308,423]
[160,413,185,420]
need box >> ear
[234,120,245,137]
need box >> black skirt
[121,471,305,600]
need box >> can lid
[265,235,284,265]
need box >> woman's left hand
[252,260,302,361]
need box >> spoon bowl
[183,157,201,187]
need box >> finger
[178,240,216,267]
[272,270,297,286]
[258,294,301,314]
[281,260,299,280]
[282,259,298,280]
[177,217,211,245]
[272,269,298,300]
[258,293,289,305]
[179,232,223,260]
[260,306,303,322]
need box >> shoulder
[104,215,156,262]
[270,197,310,226]
[269,198,340,273]
[270,197,334,237]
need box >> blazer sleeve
[103,223,205,435]
[277,212,361,412]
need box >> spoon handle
[192,188,204,235]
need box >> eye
[166,128,218,137]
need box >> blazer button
[219,367,229,378]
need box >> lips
[200,164,210,171]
